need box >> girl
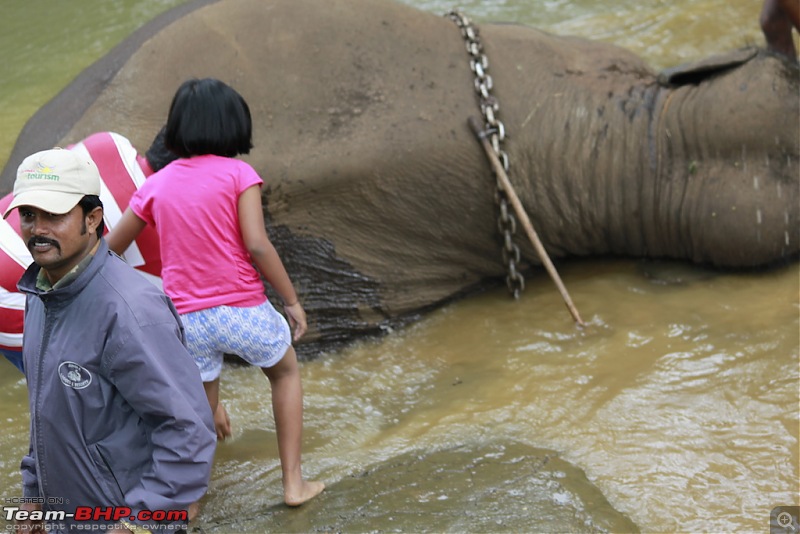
[108,77,324,507]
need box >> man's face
[18,205,102,284]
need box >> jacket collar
[18,239,110,301]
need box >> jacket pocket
[88,444,126,503]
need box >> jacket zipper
[33,299,55,499]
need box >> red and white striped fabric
[0,132,163,353]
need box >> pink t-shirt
[129,154,267,314]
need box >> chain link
[446,10,524,298]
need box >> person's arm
[779,0,800,29]
[106,208,147,256]
[238,184,307,340]
[108,316,215,524]
[761,0,800,59]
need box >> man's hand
[117,520,151,533]
[16,501,44,532]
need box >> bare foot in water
[214,402,232,441]
[284,480,325,506]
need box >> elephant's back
[55,0,476,174]
[2,0,657,194]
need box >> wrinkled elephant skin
[1,0,797,352]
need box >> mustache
[27,236,61,252]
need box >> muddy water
[195,260,797,532]
[0,1,797,533]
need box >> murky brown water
[0,1,797,532]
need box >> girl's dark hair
[164,78,253,158]
[78,195,104,238]
[145,126,178,172]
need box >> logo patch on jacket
[58,361,92,389]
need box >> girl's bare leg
[203,378,232,440]
[261,346,324,506]
[214,403,232,440]
[191,377,227,520]
[203,378,220,414]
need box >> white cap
[3,148,101,219]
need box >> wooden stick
[468,116,585,327]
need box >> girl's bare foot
[284,480,325,507]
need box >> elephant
[1,0,798,355]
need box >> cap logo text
[21,163,61,182]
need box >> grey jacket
[18,239,215,529]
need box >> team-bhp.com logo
[3,505,187,523]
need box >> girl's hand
[284,301,307,341]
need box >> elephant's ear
[657,48,758,86]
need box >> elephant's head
[650,49,798,267]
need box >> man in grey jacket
[3,148,216,532]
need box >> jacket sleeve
[106,315,216,515]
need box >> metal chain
[446,10,525,298]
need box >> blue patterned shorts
[180,300,291,382]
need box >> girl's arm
[238,184,307,340]
[107,208,147,256]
